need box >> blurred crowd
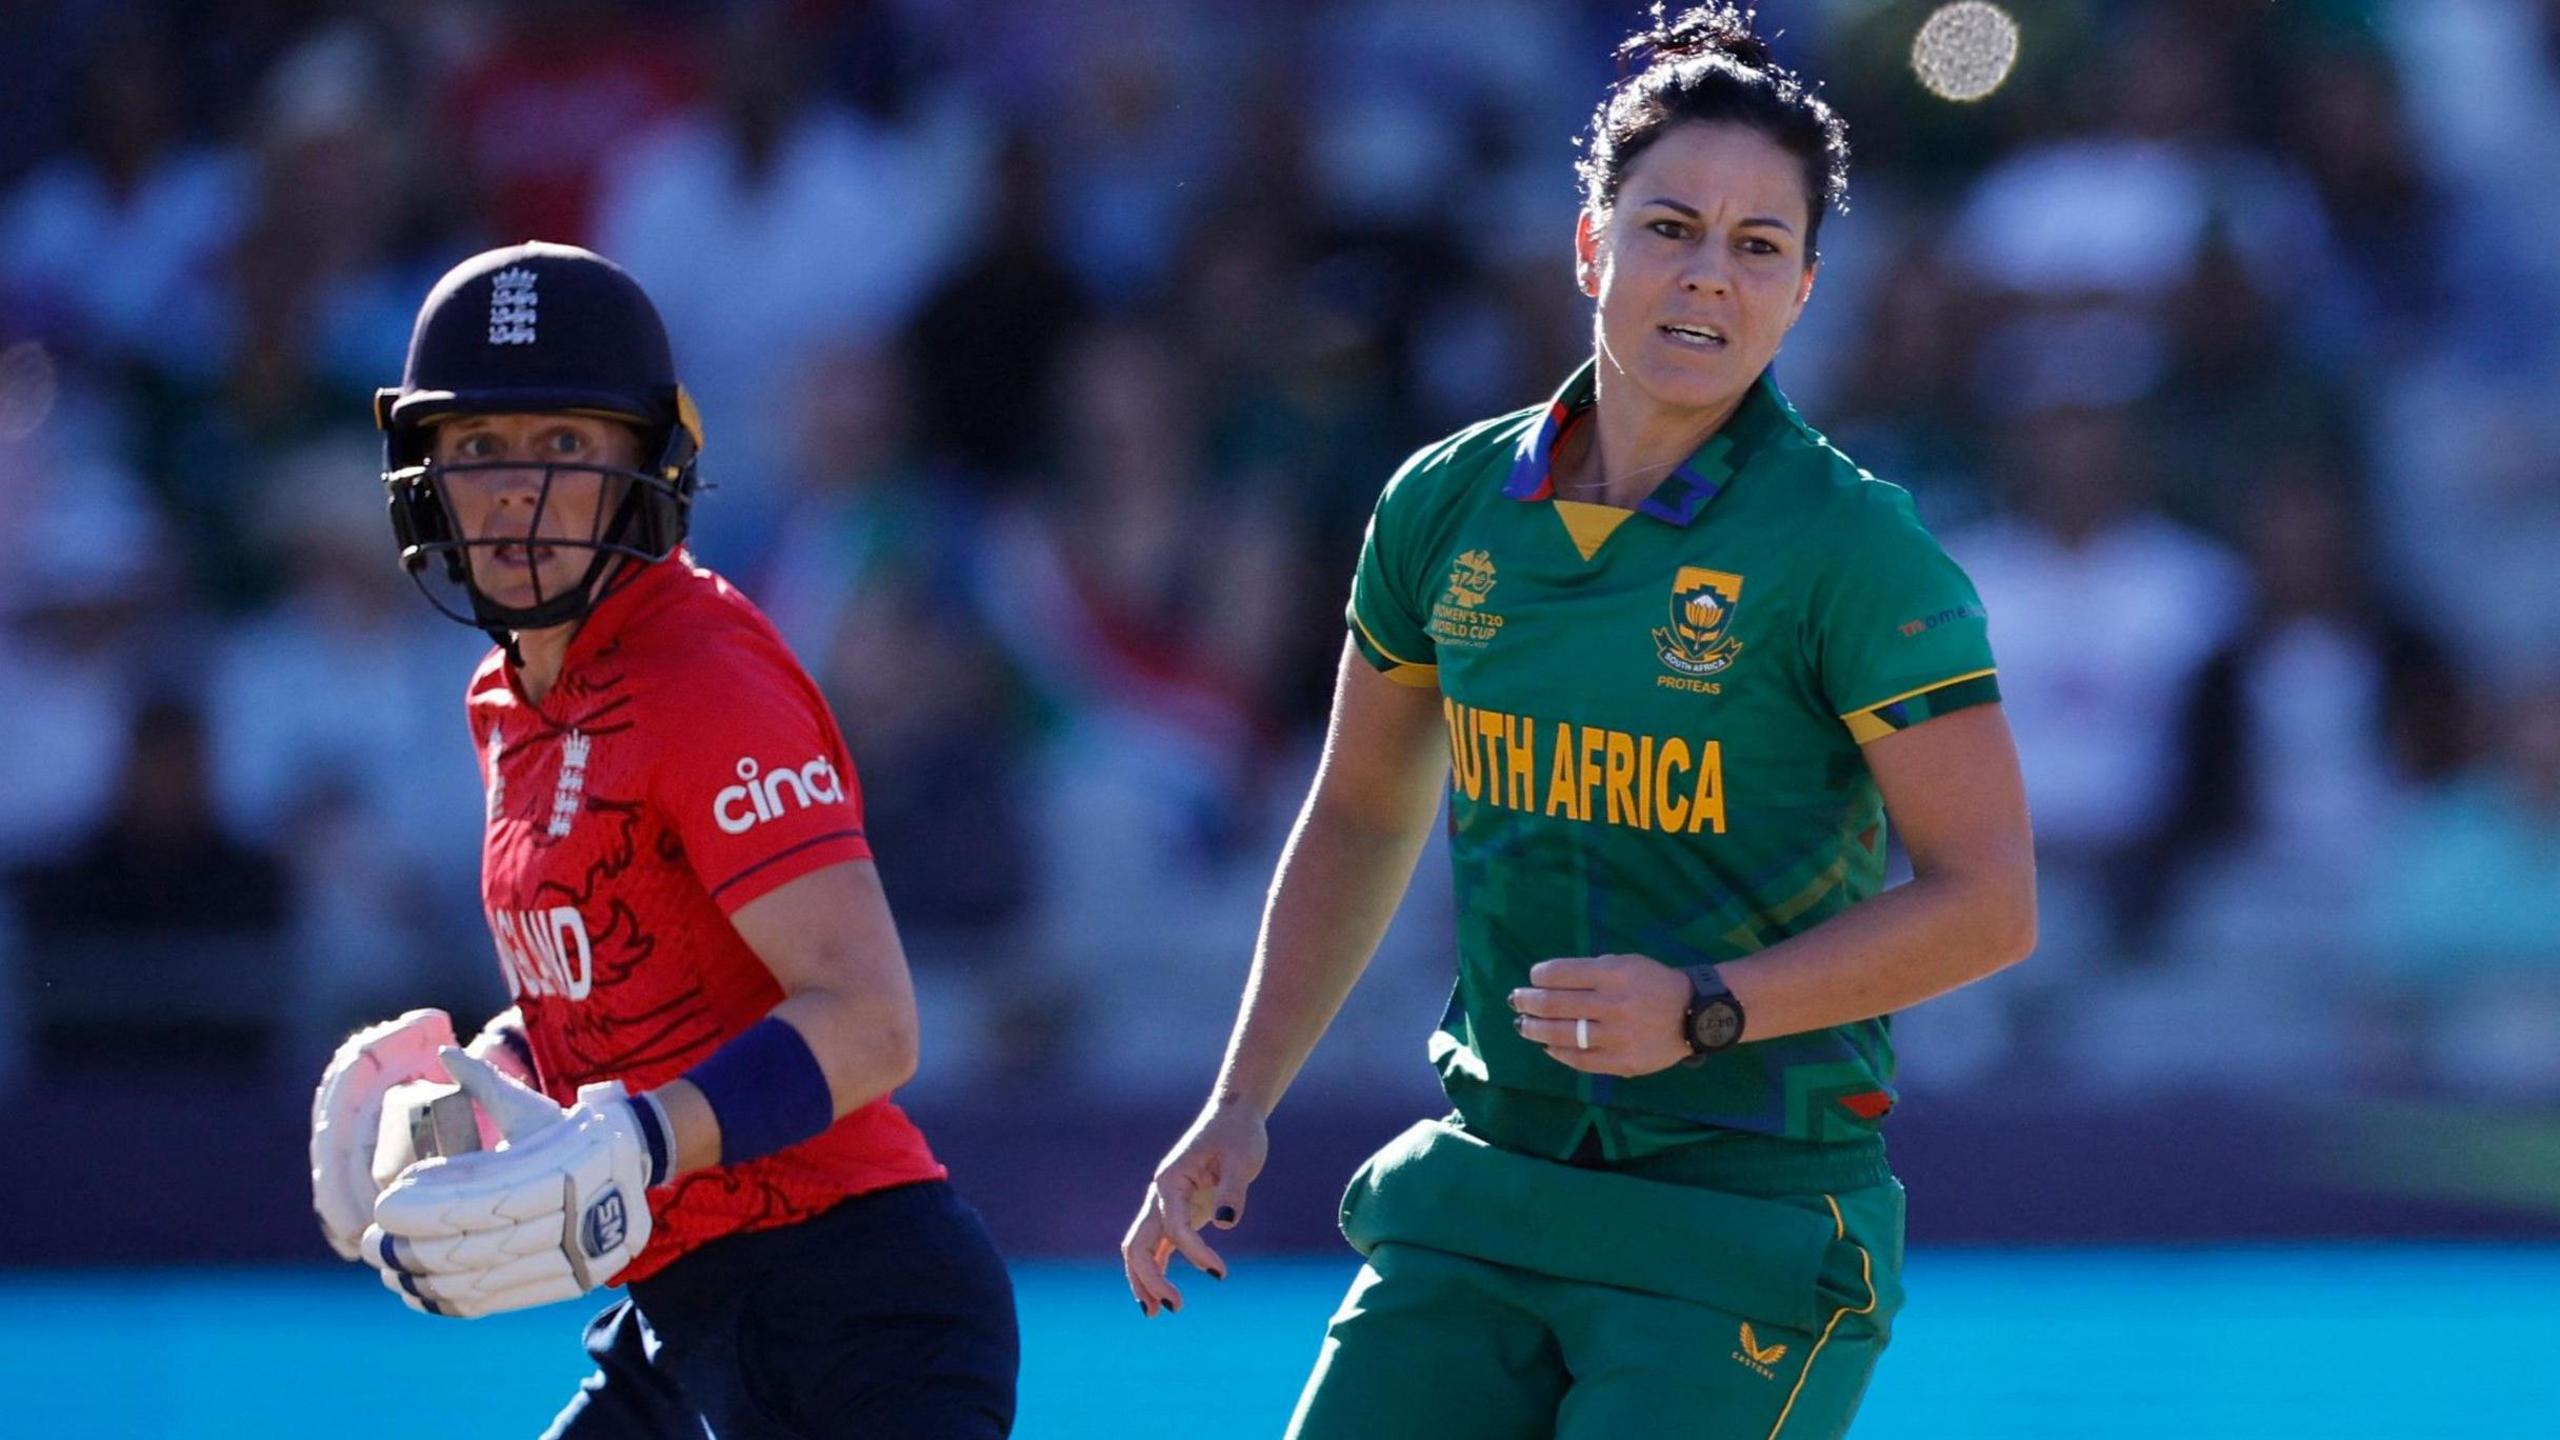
[1,0,2554,1112]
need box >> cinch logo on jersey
[491,905,593,1002]
[1443,698,1727,835]
[487,265,538,345]
[713,755,846,835]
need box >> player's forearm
[1717,864,2036,1043]
[648,990,917,1179]
[768,985,920,1113]
[651,1078,725,1177]
[1212,796,1435,1119]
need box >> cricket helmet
[375,241,704,637]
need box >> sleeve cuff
[708,831,872,913]
[1348,610,1438,685]
[1840,669,1999,744]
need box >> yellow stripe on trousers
[1765,1194,1878,1440]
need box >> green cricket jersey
[1348,362,1998,1160]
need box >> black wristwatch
[1680,964,1746,1061]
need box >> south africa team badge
[1654,567,1745,677]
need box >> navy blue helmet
[375,241,704,639]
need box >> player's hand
[362,1046,666,1319]
[1121,1098,1267,1318]
[311,1009,459,1261]
[1510,954,1696,1077]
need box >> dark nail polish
[1215,1205,1236,1224]
[1212,1269,1227,1281]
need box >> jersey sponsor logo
[1733,1321,1789,1379]
[1444,698,1727,835]
[547,731,591,839]
[1655,566,1745,678]
[1897,602,1980,637]
[713,755,846,835]
[491,904,594,1002]
[487,265,539,345]
[1428,549,1507,648]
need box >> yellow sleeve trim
[1381,664,1441,688]
[1349,609,1434,673]
[1842,710,1894,745]
[1836,667,1998,723]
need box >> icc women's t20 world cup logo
[1655,567,1745,676]
[1444,549,1497,609]
[1429,548,1508,647]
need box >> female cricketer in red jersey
[306,242,1017,1438]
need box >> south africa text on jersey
[1443,697,1726,834]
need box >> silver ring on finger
[1575,1016,1591,1050]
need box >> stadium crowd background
[2,0,2556,1259]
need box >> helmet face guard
[374,242,704,645]
[381,395,702,634]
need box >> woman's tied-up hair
[1577,4,1852,259]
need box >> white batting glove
[363,1046,669,1319]
[364,1012,538,1194]
[311,1009,458,1261]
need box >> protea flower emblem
[1654,566,1745,676]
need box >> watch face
[1692,999,1744,1050]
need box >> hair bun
[1616,3,1776,74]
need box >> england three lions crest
[1655,567,1745,677]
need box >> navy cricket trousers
[543,1180,1018,1439]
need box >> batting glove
[363,1046,670,1319]
[311,1010,459,1261]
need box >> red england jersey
[466,554,945,1285]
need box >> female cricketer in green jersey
[1120,7,2036,1438]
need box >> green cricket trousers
[1286,1119,1905,1440]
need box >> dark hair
[1578,4,1850,258]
